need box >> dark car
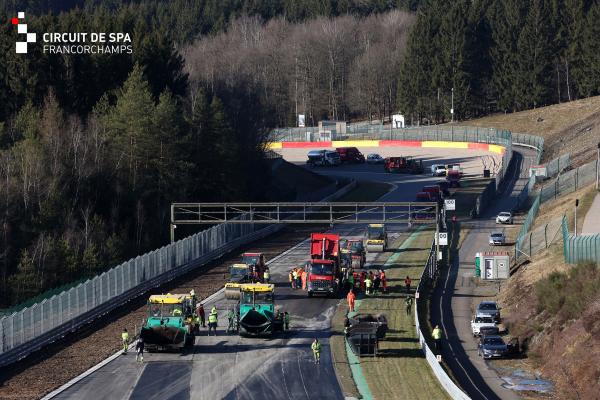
[336,147,365,164]
[478,335,509,359]
[476,301,501,323]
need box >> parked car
[489,232,506,246]
[476,301,501,322]
[306,150,341,167]
[471,316,497,337]
[478,335,509,359]
[366,153,385,164]
[496,211,513,224]
[336,147,365,164]
[430,164,447,176]
[446,170,461,187]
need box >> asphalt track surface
[52,146,500,400]
[431,149,537,400]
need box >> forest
[2,0,600,307]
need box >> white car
[489,232,506,246]
[430,164,447,176]
[366,153,384,164]
[471,316,497,337]
[496,212,513,224]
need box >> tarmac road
[431,149,537,400]
[51,147,498,400]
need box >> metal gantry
[170,201,440,242]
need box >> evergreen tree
[514,0,555,109]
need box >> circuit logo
[11,12,36,53]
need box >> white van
[430,164,446,176]
[307,150,341,167]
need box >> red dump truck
[306,233,341,297]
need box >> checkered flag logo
[12,12,36,53]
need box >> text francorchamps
[43,32,132,54]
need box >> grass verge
[333,228,450,399]
[329,180,393,399]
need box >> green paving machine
[140,293,197,351]
[237,283,283,336]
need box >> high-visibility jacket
[432,327,442,340]
[122,331,129,341]
[173,308,182,316]
[292,270,298,280]
[208,313,218,324]
[365,278,373,288]
[264,271,270,280]
[311,341,321,353]
[347,292,356,303]
[211,306,217,315]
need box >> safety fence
[415,238,471,400]
[514,156,599,264]
[273,125,512,145]
[0,181,355,367]
[546,154,570,178]
[562,216,600,263]
[540,159,597,203]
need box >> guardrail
[415,240,471,400]
[0,181,356,367]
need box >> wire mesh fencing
[561,215,600,263]
[540,160,597,203]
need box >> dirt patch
[461,95,600,166]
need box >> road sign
[444,199,456,211]
[436,232,448,246]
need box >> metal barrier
[415,240,471,400]
[562,215,600,263]
[0,181,355,367]
[546,154,570,178]
[540,159,597,203]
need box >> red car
[336,147,365,164]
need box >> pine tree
[107,64,157,189]
[576,0,600,96]
[515,0,554,109]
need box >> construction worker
[173,307,182,316]
[296,268,302,288]
[311,338,321,364]
[121,328,129,354]
[405,296,413,315]
[289,270,294,289]
[348,272,355,291]
[380,270,387,293]
[432,325,442,352]
[373,273,381,294]
[292,269,298,289]
[227,308,236,333]
[405,275,412,294]
[364,275,373,295]
[360,272,366,292]
[197,303,206,327]
[190,289,196,299]
[346,289,356,312]
[284,311,290,331]
[263,267,270,283]
[135,337,145,362]
[208,307,218,336]
[301,269,307,290]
